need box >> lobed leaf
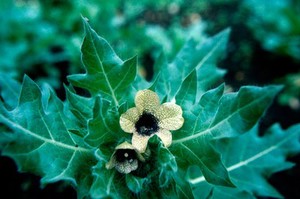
[0,76,96,198]
[172,84,230,186]
[171,84,281,187]
[174,85,282,142]
[65,85,95,123]
[153,29,229,100]
[188,123,300,198]
[84,97,128,148]
[68,18,137,107]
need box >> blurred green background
[0,0,299,198]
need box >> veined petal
[132,133,150,153]
[135,90,160,114]
[156,129,172,147]
[155,102,184,130]
[115,160,138,174]
[120,107,139,133]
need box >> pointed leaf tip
[19,75,41,104]
[69,19,136,106]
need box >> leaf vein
[88,30,120,107]
[38,109,54,140]
[49,151,77,182]
[173,92,269,144]
[189,129,299,184]
[53,100,76,145]
[0,114,91,153]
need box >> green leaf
[152,52,170,99]
[65,85,95,123]
[90,150,134,199]
[176,70,197,109]
[196,63,225,100]
[174,85,282,142]
[192,183,253,199]
[84,96,129,148]
[0,74,21,110]
[90,162,125,198]
[0,76,96,198]
[173,84,233,187]
[125,175,148,194]
[156,142,178,188]
[188,123,300,198]
[172,136,234,187]
[68,18,137,107]
[153,29,229,100]
[173,169,194,199]
[171,85,281,187]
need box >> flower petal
[135,90,160,114]
[120,107,140,133]
[115,141,135,150]
[106,155,117,169]
[132,133,150,153]
[155,102,184,130]
[156,129,172,147]
[115,160,138,174]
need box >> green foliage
[153,28,228,100]
[0,0,81,85]
[0,18,299,199]
[276,72,300,108]
[244,0,300,60]
[243,0,300,109]
[0,0,206,87]
[0,76,96,198]
[189,124,300,198]
[171,83,281,188]
[68,20,137,107]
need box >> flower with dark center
[120,89,184,153]
[106,142,145,174]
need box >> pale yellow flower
[106,142,145,174]
[120,90,184,153]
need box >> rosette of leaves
[0,18,300,198]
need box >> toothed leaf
[188,124,300,199]
[68,19,137,107]
[0,76,96,198]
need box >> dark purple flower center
[135,112,159,136]
[115,149,137,163]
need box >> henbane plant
[0,17,299,198]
